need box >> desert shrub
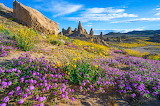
[116,42,146,48]
[50,39,64,46]
[63,61,102,84]
[123,49,149,57]
[15,28,38,51]
[148,54,160,60]
[0,24,12,35]
[0,29,12,35]
[72,39,110,56]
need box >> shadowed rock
[13,1,59,35]
[0,3,13,18]
[78,21,85,34]
[89,28,94,36]
[59,32,63,35]
[67,27,72,34]
[100,32,103,39]
[117,37,122,42]
[0,3,13,13]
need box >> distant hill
[104,30,160,37]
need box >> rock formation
[117,37,122,42]
[67,27,72,34]
[61,21,92,37]
[62,27,73,35]
[78,21,85,34]
[0,3,13,18]
[12,1,59,35]
[59,32,63,35]
[100,32,103,39]
[89,28,94,36]
[0,3,13,13]
[74,28,78,32]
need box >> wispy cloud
[154,8,160,16]
[112,18,160,23]
[67,7,137,22]
[85,23,93,27]
[94,27,145,34]
[34,0,83,17]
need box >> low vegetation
[0,20,160,106]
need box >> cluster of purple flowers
[78,56,160,99]
[0,35,17,57]
[0,54,75,105]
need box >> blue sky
[2,0,160,34]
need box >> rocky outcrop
[62,27,73,35]
[117,37,122,42]
[61,21,109,46]
[12,1,59,35]
[100,32,104,39]
[0,3,13,13]
[58,32,63,35]
[61,21,93,37]
[0,3,13,18]
[78,21,85,34]
[67,27,72,34]
[89,28,94,36]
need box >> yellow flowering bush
[116,42,146,48]
[123,49,149,57]
[148,54,160,60]
[72,39,110,56]
[15,28,39,51]
[113,39,160,48]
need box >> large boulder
[0,3,13,18]
[0,3,13,13]
[13,1,59,35]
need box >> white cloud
[155,8,160,10]
[85,25,92,27]
[85,23,93,27]
[112,18,160,23]
[67,7,137,22]
[154,8,160,16]
[34,0,83,17]
[94,27,145,34]
[85,7,124,13]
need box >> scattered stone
[101,40,109,46]
[59,32,63,35]
[13,1,59,35]
[117,37,122,42]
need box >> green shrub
[50,39,64,46]
[63,61,103,84]
[0,29,12,35]
[15,28,38,51]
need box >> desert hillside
[0,1,160,106]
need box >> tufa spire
[89,28,94,36]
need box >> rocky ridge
[61,21,109,46]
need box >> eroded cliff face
[13,1,59,35]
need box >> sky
[1,0,160,34]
